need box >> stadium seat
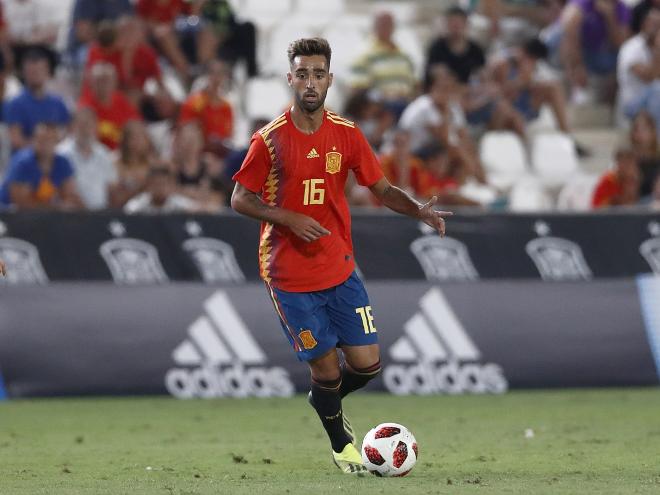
[261,21,317,75]
[294,0,345,16]
[531,132,580,189]
[556,173,600,211]
[508,174,554,211]
[321,25,370,84]
[244,0,292,15]
[479,131,529,192]
[244,77,291,121]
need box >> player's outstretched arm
[369,177,453,236]
[231,182,330,242]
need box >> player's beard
[297,89,327,114]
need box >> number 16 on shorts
[356,306,377,334]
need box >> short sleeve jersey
[233,110,384,292]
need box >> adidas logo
[306,148,319,159]
[383,288,508,395]
[165,291,294,398]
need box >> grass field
[1,388,660,494]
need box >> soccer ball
[361,422,418,477]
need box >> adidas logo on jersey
[383,288,508,395]
[165,291,295,399]
[306,148,320,159]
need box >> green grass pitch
[1,388,660,494]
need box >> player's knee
[351,360,381,381]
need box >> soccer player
[0,259,5,276]
[231,38,451,474]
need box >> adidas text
[383,361,507,395]
[166,362,294,398]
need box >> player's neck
[290,105,325,135]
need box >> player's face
[287,55,333,114]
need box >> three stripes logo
[383,288,508,395]
[165,291,294,398]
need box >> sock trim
[311,375,342,391]
[349,360,381,376]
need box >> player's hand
[285,212,331,242]
[0,260,5,276]
[418,196,453,237]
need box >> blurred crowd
[0,0,657,214]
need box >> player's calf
[310,375,353,453]
[340,360,381,398]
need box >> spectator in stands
[399,67,485,185]
[425,7,526,135]
[630,0,660,33]
[650,173,660,209]
[0,122,83,209]
[224,118,270,181]
[490,39,580,146]
[378,129,423,197]
[0,4,14,73]
[414,144,481,206]
[623,31,660,126]
[3,48,71,151]
[109,120,155,208]
[57,107,116,210]
[66,0,133,72]
[349,11,417,119]
[172,123,228,211]
[630,111,660,198]
[197,0,259,77]
[124,164,199,213]
[553,0,630,104]
[592,148,640,207]
[425,7,486,87]
[617,6,660,125]
[136,0,192,83]
[343,90,396,151]
[79,63,141,150]
[85,18,163,105]
[3,0,59,73]
[179,59,234,151]
[481,0,564,37]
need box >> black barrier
[0,211,659,283]
[0,279,657,398]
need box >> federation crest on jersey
[325,151,342,174]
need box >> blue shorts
[265,271,378,361]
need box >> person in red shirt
[179,59,233,147]
[79,62,141,149]
[231,38,452,474]
[85,17,162,98]
[592,148,640,208]
[135,0,191,81]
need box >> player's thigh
[267,284,336,361]
[328,271,379,347]
[342,343,381,371]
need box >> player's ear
[286,71,293,87]
[328,72,333,88]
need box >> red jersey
[136,0,189,23]
[592,171,622,208]
[86,43,161,90]
[233,110,384,292]
[179,91,233,142]
[79,90,141,149]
